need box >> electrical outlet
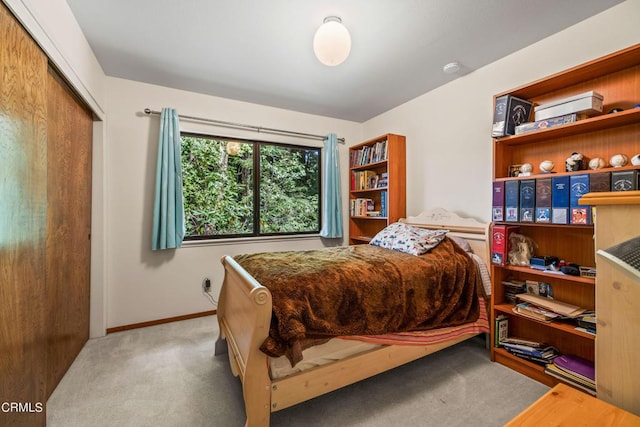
[202,278,211,293]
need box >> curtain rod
[143,109,345,144]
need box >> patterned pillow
[369,222,449,255]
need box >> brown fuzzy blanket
[234,237,482,366]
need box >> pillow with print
[370,222,448,255]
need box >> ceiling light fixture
[313,16,351,66]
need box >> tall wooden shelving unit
[489,44,640,388]
[348,134,406,245]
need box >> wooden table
[506,383,640,426]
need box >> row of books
[492,170,640,225]
[494,322,596,395]
[350,192,387,217]
[351,171,387,191]
[350,140,388,167]
[350,198,374,217]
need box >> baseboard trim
[106,310,216,334]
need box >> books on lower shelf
[545,354,595,395]
[499,337,560,365]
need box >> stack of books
[502,279,526,303]
[513,293,586,323]
[545,354,595,395]
[500,337,559,365]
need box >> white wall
[7,0,640,331]
[104,77,361,328]
[363,0,640,223]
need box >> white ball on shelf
[588,157,606,170]
[539,160,554,173]
[610,154,629,168]
[632,153,640,166]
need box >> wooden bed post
[217,256,274,427]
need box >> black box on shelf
[611,170,639,191]
[492,95,533,138]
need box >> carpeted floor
[46,316,549,427]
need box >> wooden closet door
[0,3,48,426]
[45,69,93,397]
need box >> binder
[519,179,535,222]
[535,177,552,223]
[505,180,520,222]
[551,176,570,224]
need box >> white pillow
[369,222,449,255]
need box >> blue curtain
[320,133,343,238]
[151,108,185,250]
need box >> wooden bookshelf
[490,43,640,390]
[348,134,406,245]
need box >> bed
[214,208,491,427]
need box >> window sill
[181,233,324,248]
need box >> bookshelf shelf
[494,303,596,340]
[500,265,596,285]
[348,134,406,245]
[490,43,640,391]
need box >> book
[516,293,586,318]
[504,180,520,222]
[380,191,387,217]
[553,354,595,382]
[502,343,559,359]
[494,315,509,347]
[519,179,535,222]
[570,174,591,224]
[491,224,519,266]
[492,181,505,221]
[611,170,639,191]
[508,350,559,366]
[500,336,548,348]
[535,177,552,223]
[544,364,596,395]
[551,176,570,224]
[513,302,559,322]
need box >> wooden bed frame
[215,208,490,427]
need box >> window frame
[180,132,323,241]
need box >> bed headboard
[400,208,490,266]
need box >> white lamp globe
[313,16,351,66]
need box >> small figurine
[631,153,640,166]
[519,163,533,176]
[610,154,629,168]
[565,152,584,172]
[539,160,554,173]
[588,157,606,170]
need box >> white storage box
[534,91,603,121]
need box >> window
[181,133,321,240]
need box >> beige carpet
[47,316,549,427]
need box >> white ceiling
[65,0,623,122]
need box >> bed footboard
[217,255,273,427]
